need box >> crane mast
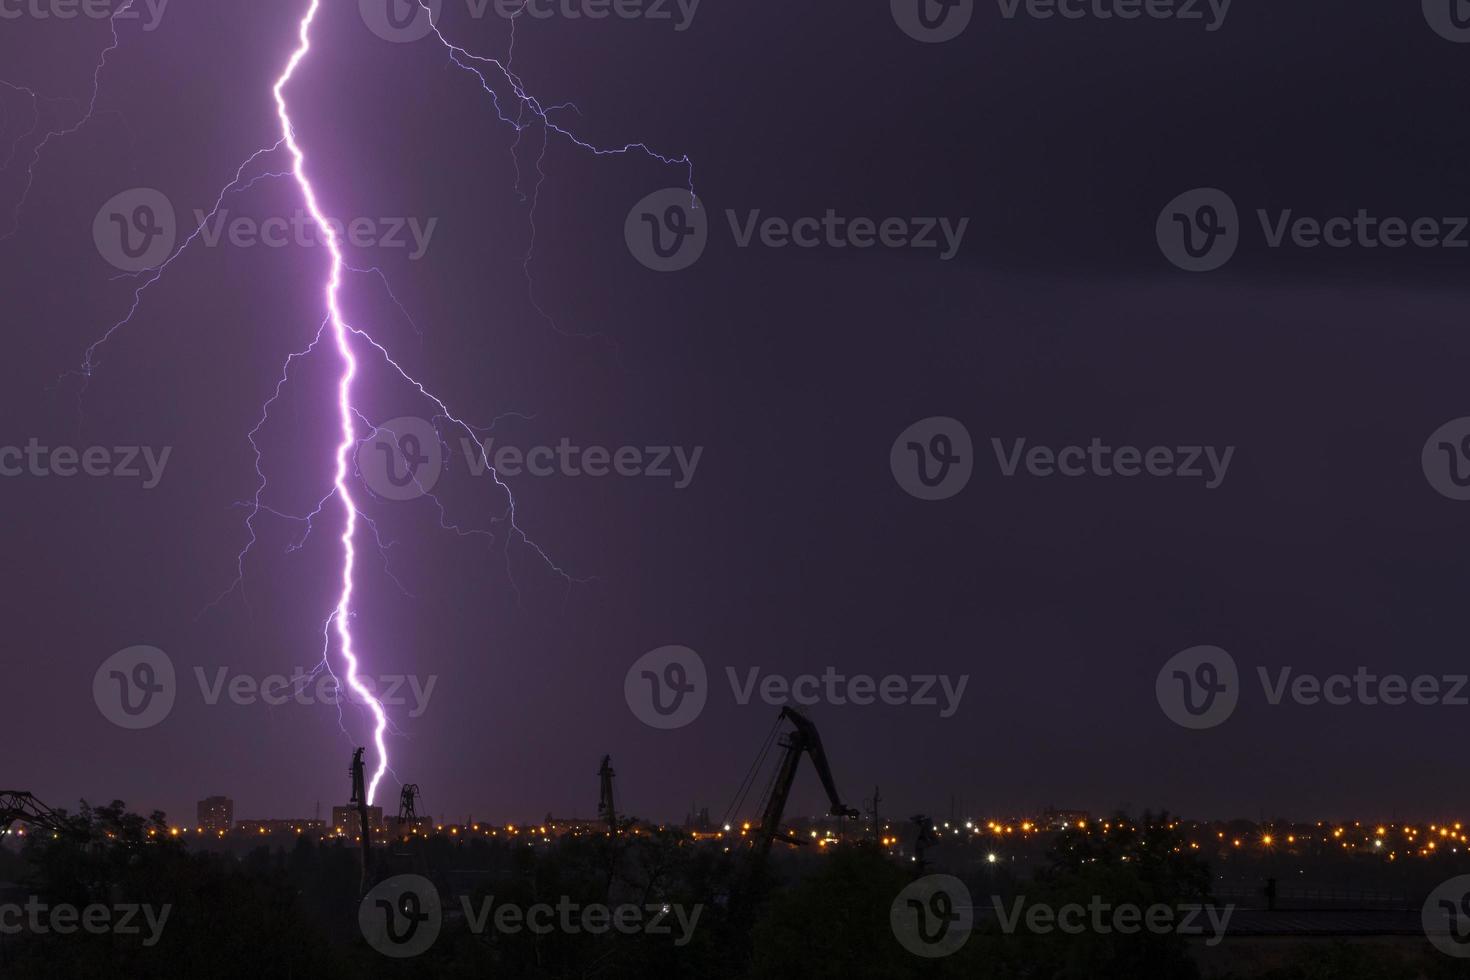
[349,748,372,893]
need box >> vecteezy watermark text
[1158,187,1470,272]
[93,646,437,729]
[358,416,703,501]
[93,187,438,273]
[359,875,701,958]
[0,439,170,488]
[991,437,1234,489]
[891,0,1230,44]
[1156,646,1470,730]
[891,418,1236,501]
[726,210,969,261]
[727,667,968,718]
[1258,667,1470,709]
[991,895,1234,946]
[0,0,168,30]
[624,189,969,271]
[193,209,437,260]
[461,896,702,945]
[624,646,968,729]
[0,898,171,946]
[195,666,437,718]
[993,0,1231,30]
[491,0,700,29]
[359,0,700,43]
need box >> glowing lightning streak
[54,0,694,809]
[272,0,389,804]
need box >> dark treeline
[1,803,1468,978]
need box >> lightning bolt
[38,0,692,808]
[271,0,398,802]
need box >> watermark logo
[626,188,707,272]
[891,875,972,958]
[892,0,973,43]
[891,417,973,501]
[94,188,176,272]
[1423,418,1470,501]
[1426,876,1470,957]
[360,874,442,958]
[625,645,707,729]
[1156,645,1238,730]
[0,0,169,31]
[1156,188,1238,272]
[93,645,176,729]
[360,0,441,42]
[358,416,445,501]
[1424,0,1470,42]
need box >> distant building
[197,796,234,834]
[235,819,326,837]
[1042,808,1091,830]
[385,815,433,837]
[331,805,383,836]
[541,817,612,836]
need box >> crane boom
[0,790,84,841]
[755,707,858,857]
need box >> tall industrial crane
[348,748,373,893]
[751,707,858,858]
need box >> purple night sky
[3,0,1470,829]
